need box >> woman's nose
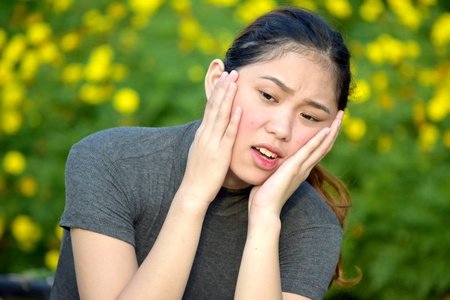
[265,110,293,141]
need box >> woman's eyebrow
[260,76,331,114]
[260,76,295,95]
[305,99,331,114]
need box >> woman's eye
[300,113,319,122]
[260,92,276,102]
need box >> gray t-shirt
[50,120,342,300]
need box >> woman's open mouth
[251,146,281,170]
[253,146,278,159]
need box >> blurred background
[0,0,449,299]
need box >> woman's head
[223,6,351,110]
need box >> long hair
[223,6,358,287]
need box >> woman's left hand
[248,110,344,220]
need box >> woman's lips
[251,145,282,170]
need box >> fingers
[292,110,344,172]
[221,106,242,148]
[202,71,238,138]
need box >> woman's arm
[72,71,242,300]
[234,111,343,300]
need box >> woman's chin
[223,169,271,189]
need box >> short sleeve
[279,183,343,300]
[60,142,136,246]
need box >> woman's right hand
[179,71,241,205]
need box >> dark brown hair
[224,6,357,287]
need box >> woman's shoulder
[71,120,201,162]
[281,181,342,229]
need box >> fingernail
[219,72,228,81]
[228,70,237,80]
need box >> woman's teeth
[255,147,278,159]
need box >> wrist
[173,184,212,214]
[247,209,281,235]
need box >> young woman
[51,6,352,300]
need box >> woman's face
[223,51,338,189]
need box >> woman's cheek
[291,130,319,152]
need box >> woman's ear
[204,58,225,100]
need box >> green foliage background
[0,0,449,299]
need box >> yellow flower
[24,13,44,29]
[413,101,426,126]
[344,118,367,141]
[325,0,352,19]
[79,83,109,105]
[403,40,421,59]
[60,32,81,52]
[377,134,392,153]
[61,63,84,84]
[3,151,26,175]
[290,0,317,10]
[379,34,404,65]
[371,71,388,92]
[341,110,351,126]
[418,123,439,152]
[18,176,38,197]
[83,9,102,29]
[400,8,422,31]
[107,2,128,20]
[45,249,60,270]
[0,28,8,50]
[360,0,384,22]
[188,65,205,83]
[387,0,422,30]
[236,0,277,24]
[180,18,201,41]
[431,13,450,47]
[417,69,436,86]
[51,0,73,12]
[444,130,450,148]
[3,34,27,64]
[131,14,151,29]
[366,35,406,65]
[83,10,114,32]
[0,61,15,85]
[377,93,394,110]
[85,45,114,82]
[56,224,64,241]
[20,50,40,82]
[38,42,61,65]
[1,110,23,135]
[350,79,371,103]
[128,0,165,15]
[171,0,191,13]
[427,88,449,122]
[11,215,42,251]
[205,0,239,6]
[366,41,384,64]
[111,64,128,82]
[197,34,217,54]
[113,88,140,114]
[27,22,52,46]
[1,81,25,108]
